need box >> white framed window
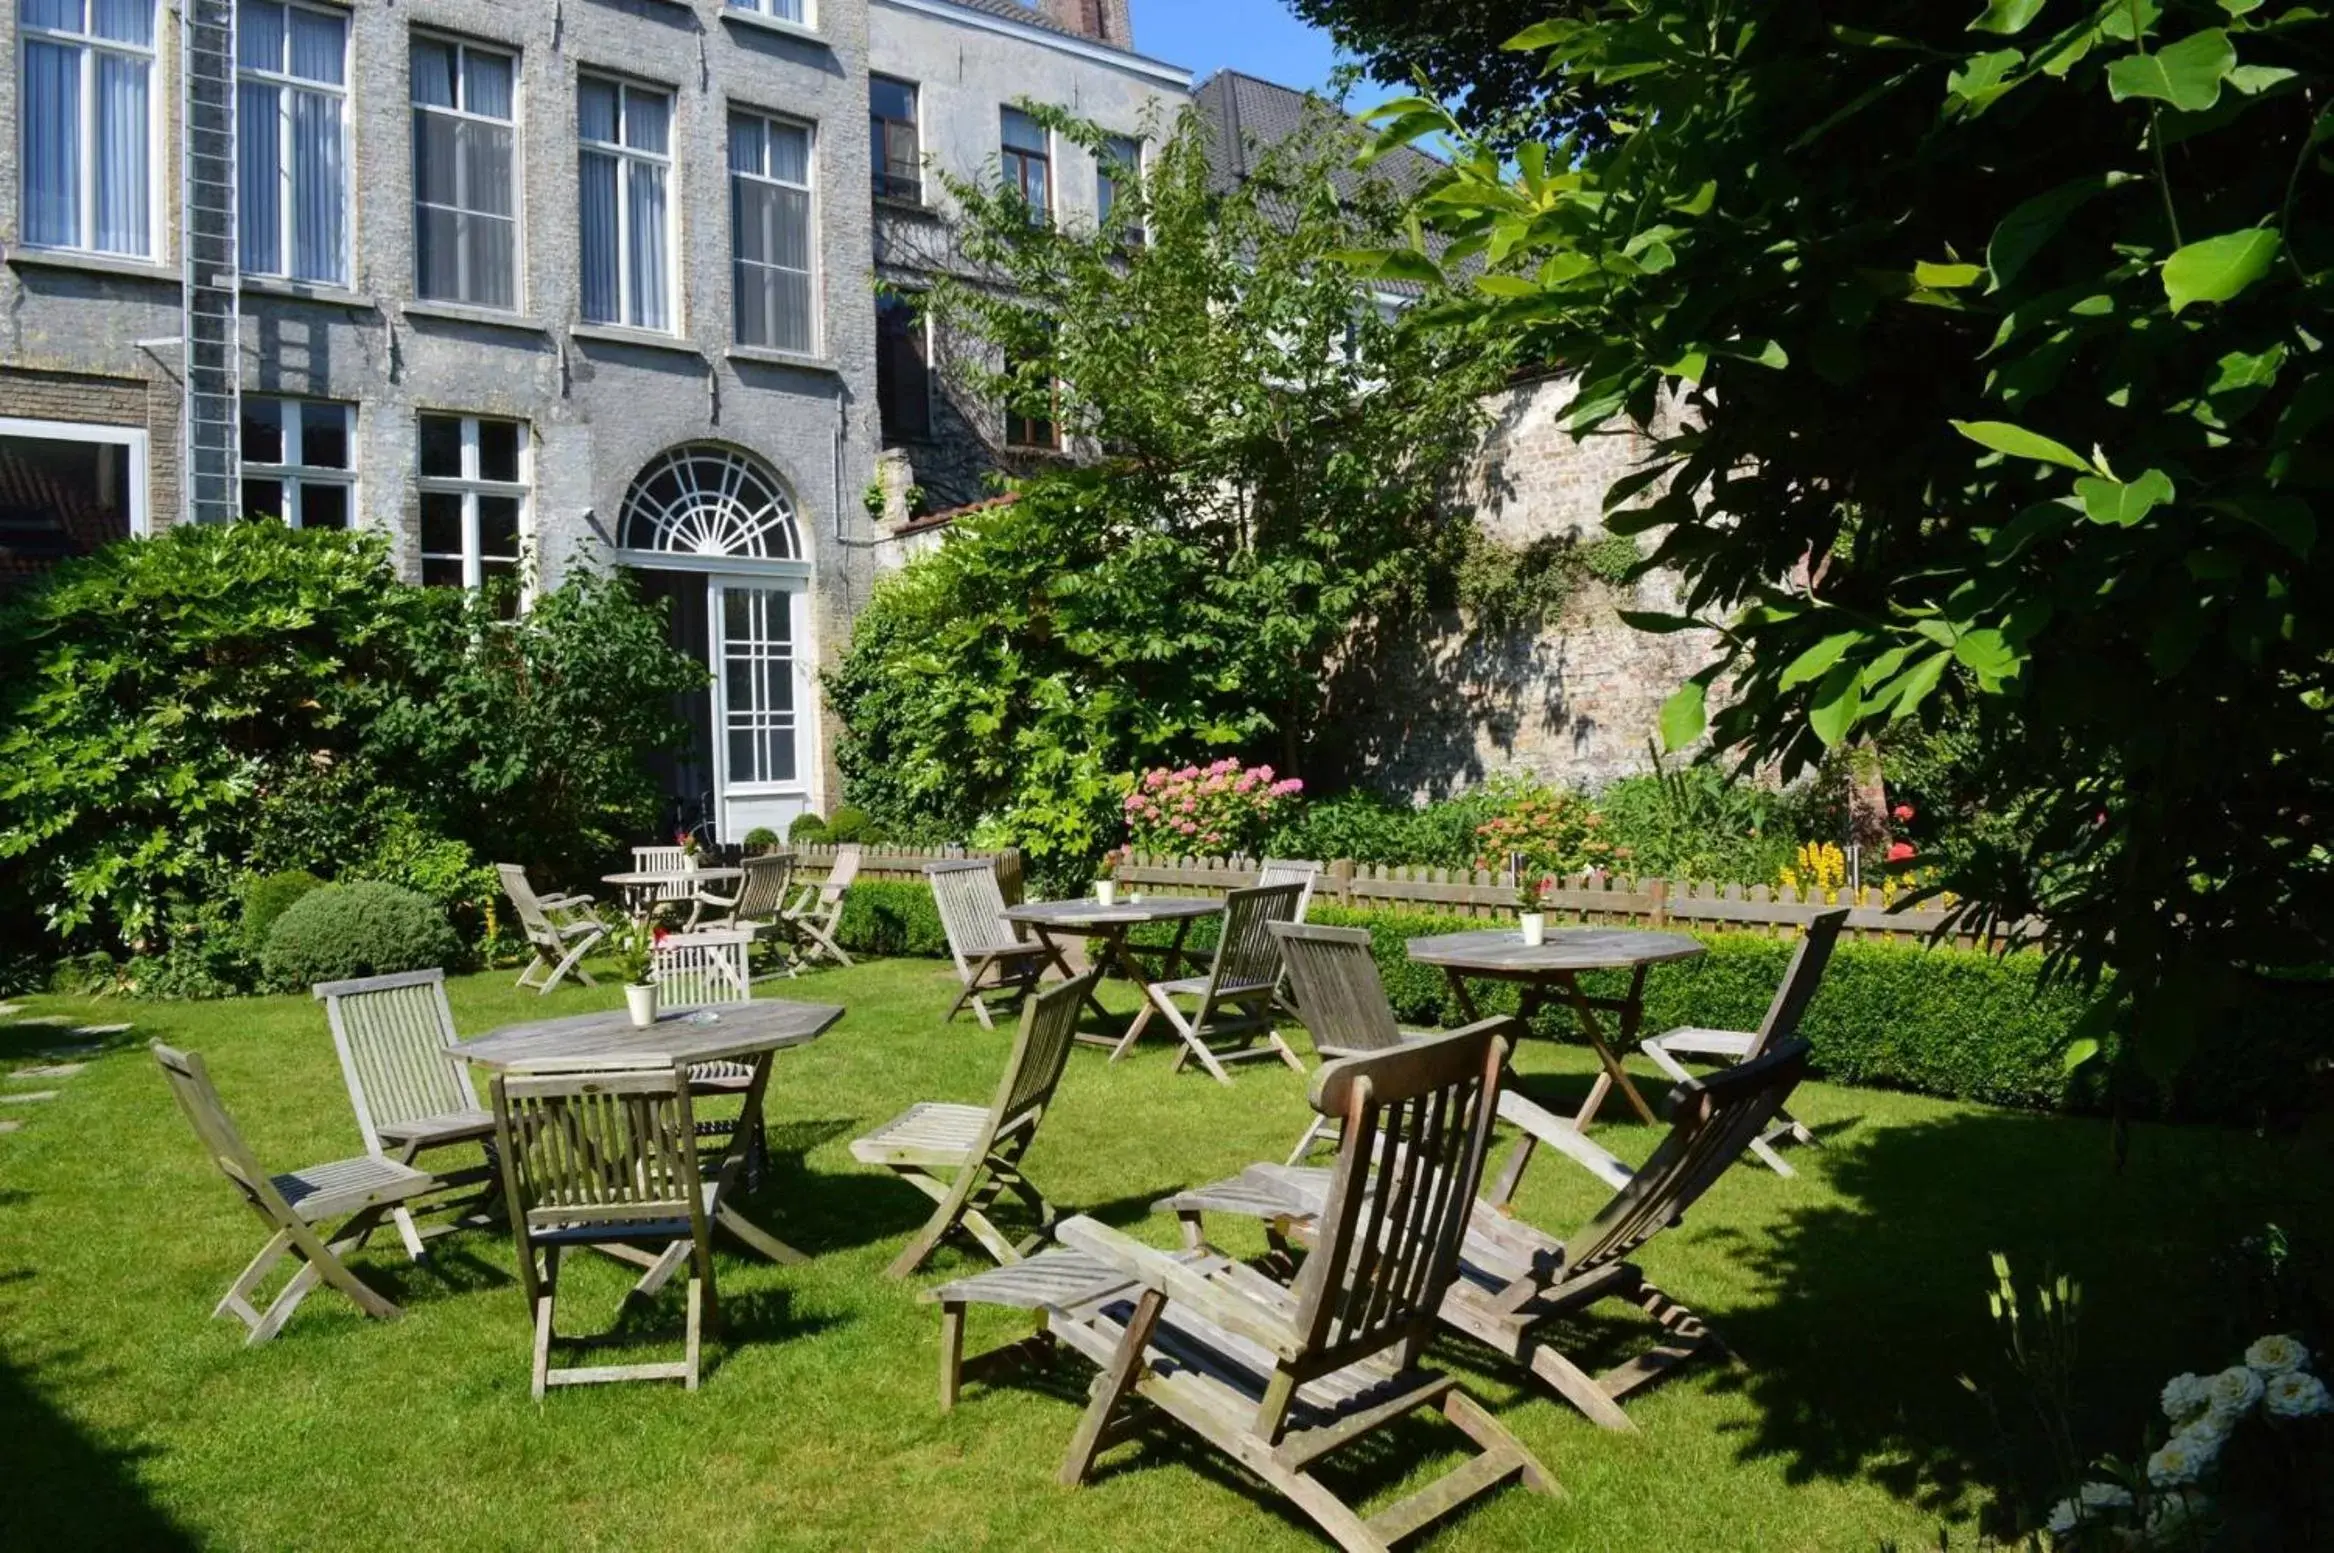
[729,111,816,355]
[0,416,148,559]
[578,76,674,332]
[240,398,353,529]
[237,0,348,284]
[411,35,518,310]
[1001,106,1050,223]
[17,0,159,258]
[725,0,808,24]
[417,412,527,611]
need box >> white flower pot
[625,983,658,1028]
[1094,880,1118,907]
[1519,912,1547,948]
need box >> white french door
[709,575,813,836]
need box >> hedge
[835,880,2322,1123]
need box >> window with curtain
[240,397,354,529]
[237,1,348,285]
[18,0,157,258]
[1003,342,1059,451]
[1000,107,1050,223]
[411,36,518,310]
[1099,133,1143,245]
[577,77,673,332]
[417,413,527,615]
[875,292,930,445]
[869,75,919,202]
[730,113,816,355]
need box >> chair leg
[531,1246,562,1401]
[214,1228,294,1328]
[939,1300,965,1413]
[682,1275,704,1393]
[1747,1135,1798,1178]
[1059,1288,1164,1486]
[1285,1114,1334,1167]
[542,933,601,996]
[392,1206,429,1262]
[1639,1038,1696,1088]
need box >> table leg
[1069,928,1130,1050]
[1107,930,1164,1062]
[1443,967,1484,1023]
[1551,971,1658,1129]
[708,1051,809,1267]
[1485,984,1547,1205]
[1164,917,1198,979]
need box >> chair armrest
[1054,1215,1305,1361]
[1496,1090,1635,1192]
[540,893,595,914]
[695,887,740,910]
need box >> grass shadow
[0,1348,197,1547]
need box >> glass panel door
[711,578,805,790]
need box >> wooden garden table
[454,998,842,1265]
[1001,896,1223,1047]
[600,865,744,927]
[1405,926,1704,1149]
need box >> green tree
[1360,0,2334,1082]
[832,110,1508,874]
[1288,0,1594,143]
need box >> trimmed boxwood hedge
[834,880,2321,1123]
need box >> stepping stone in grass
[12,1064,85,1080]
[36,1044,102,1061]
[0,1120,20,1134]
[0,1004,20,1017]
[11,1015,72,1027]
[69,1023,132,1037]
[0,1091,57,1105]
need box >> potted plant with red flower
[1517,874,1557,947]
[612,918,667,1027]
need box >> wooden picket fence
[776,841,1026,900]
[1113,852,2022,949]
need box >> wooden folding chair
[1641,906,1846,1176]
[928,858,1059,1029]
[1270,921,1440,1164]
[315,968,497,1261]
[152,1041,437,1345]
[851,967,1103,1278]
[925,1023,1555,1552]
[652,929,765,1172]
[1169,1040,1814,1432]
[497,863,606,995]
[490,1058,719,1398]
[780,844,860,968]
[693,852,795,947]
[632,844,696,906]
[1257,857,1323,1012]
[1117,882,1305,1082]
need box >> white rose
[2244,1334,2310,1377]
[2143,1490,2211,1544]
[2159,1372,2212,1423]
[2263,1370,2331,1419]
[2207,1365,2264,1418]
[2045,1497,2080,1536]
[2147,1427,2222,1488]
[2078,1481,2134,1514]
[2175,1414,2230,1457]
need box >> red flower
[652,927,670,945]
[1885,841,1915,864]
[1892,803,1916,823]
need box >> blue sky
[1131,0,1349,98]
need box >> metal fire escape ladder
[181,0,240,526]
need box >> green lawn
[2,959,2326,1551]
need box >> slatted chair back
[1746,908,1849,1061]
[633,845,694,902]
[1269,922,1404,1054]
[491,1059,708,1241]
[652,930,754,1011]
[818,845,863,904]
[1291,1025,1510,1366]
[1565,1039,1811,1277]
[314,969,473,1157]
[991,967,1105,1138]
[927,858,1017,977]
[1255,858,1323,922]
[497,863,561,943]
[1202,882,1304,998]
[151,1042,277,1209]
[728,853,795,924]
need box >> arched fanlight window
[618,445,802,559]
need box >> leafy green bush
[1593,758,1804,883]
[743,827,782,849]
[260,882,462,989]
[238,871,324,952]
[1262,786,1512,869]
[825,806,874,844]
[789,814,831,845]
[835,879,949,958]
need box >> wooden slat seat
[270,1155,438,1222]
[373,1106,496,1151]
[923,1023,1557,1551]
[1650,1027,1756,1057]
[850,970,1102,1277]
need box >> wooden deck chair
[632,844,696,905]
[652,930,765,1171]
[490,1058,719,1398]
[925,1023,1554,1553]
[1270,921,1439,1165]
[780,844,860,968]
[851,966,1103,1279]
[928,858,1059,1029]
[1118,882,1305,1083]
[1168,1040,1813,1432]
[1640,906,1846,1177]
[695,854,796,977]
[151,1041,437,1345]
[315,969,497,1261]
[497,863,606,995]
[1256,858,1323,1012]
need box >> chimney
[1037,0,1133,47]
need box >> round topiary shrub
[824,805,872,844]
[240,869,325,951]
[743,826,781,848]
[262,882,462,989]
[788,813,830,845]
